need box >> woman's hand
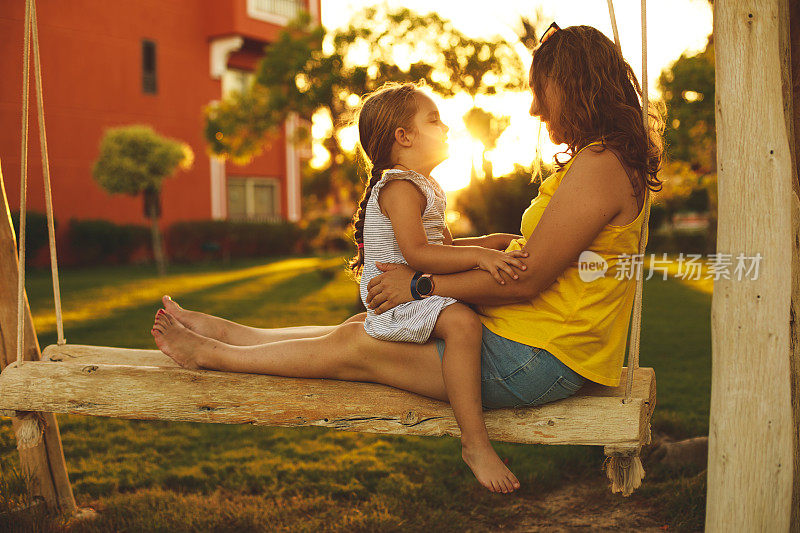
[475,249,529,284]
[365,262,416,314]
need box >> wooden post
[790,2,800,530]
[0,158,77,514]
[708,0,800,531]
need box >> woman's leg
[151,310,520,494]
[432,304,520,494]
[159,295,366,345]
[151,313,450,402]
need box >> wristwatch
[411,271,435,300]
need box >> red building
[1,0,318,250]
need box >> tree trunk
[482,149,493,180]
[0,158,77,514]
[149,211,166,277]
[144,188,167,276]
[647,435,708,468]
[707,1,800,530]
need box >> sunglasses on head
[539,21,560,45]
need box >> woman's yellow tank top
[475,141,648,387]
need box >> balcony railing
[247,0,304,24]
[227,215,286,224]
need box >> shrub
[454,165,541,235]
[66,219,151,266]
[57,217,340,267]
[648,202,669,234]
[301,215,352,253]
[647,228,714,255]
[9,211,55,266]
[165,220,305,263]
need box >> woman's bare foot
[151,310,224,370]
[461,440,521,494]
[160,295,228,342]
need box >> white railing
[247,0,304,25]
[227,215,286,224]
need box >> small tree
[463,107,510,180]
[92,125,194,275]
[203,7,525,218]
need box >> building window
[246,0,304,25]
[221,68,255,98]
[227,177,281,222]
[142,40,157,94]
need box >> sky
[316,0,714,191]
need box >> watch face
[417,276,433,296]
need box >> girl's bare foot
[151,310,223,370]
[461,441,521,494]
[160,295,227,341]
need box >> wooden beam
[0,351,656,448]
[709,0,800,530]
[789,1,800,530]
[0,159,76,514]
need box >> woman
[151,24,664,495]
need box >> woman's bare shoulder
[571,145,629,176]
[567,145,636,216]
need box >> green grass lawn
[1,254,711,532]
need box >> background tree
[203,6,525,219]
[454,162,546,235]
[655,34,717,252]
[92,125,194,276]
[658,35,716,173]
[462,107,510,180]
[517,9,549,51]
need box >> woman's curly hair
[530,25,665,196]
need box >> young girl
[349,81,527,494]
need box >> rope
[623,0,649,401]
[31,0,66,347]
[606,0,621,51]
[17,0,32,366]
[16,0,66,367]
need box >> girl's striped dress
[359,169,458,343]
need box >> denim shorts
[435,325,587,409]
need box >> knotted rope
[622,0,650,402]
[603,0,651,497]
[11,0,64,450]
[16,0,66,370]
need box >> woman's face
[529,77,564,145]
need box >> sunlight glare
[317,0,713,191]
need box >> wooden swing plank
[1,344,656,448]
[42,343,180,366]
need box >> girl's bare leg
[152,312,450,402]
[432,304,520,494]
[159,295,366,345]
[151,306,520,494]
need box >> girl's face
[529,77,564,145]
[408,92,450,166]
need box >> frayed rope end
[2,411,47,450]
[603,454,645,497]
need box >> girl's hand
[478,233,524,250]
[365,262,416,314]
[475,249,529,284]
[497,233,524,250]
